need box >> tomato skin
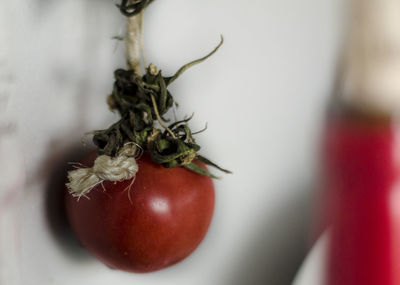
[65,152,215,273]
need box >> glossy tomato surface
[65,152,215,273]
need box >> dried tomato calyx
[88,37,231,178]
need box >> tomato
[65,152,215,273]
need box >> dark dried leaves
[91,37,230,178]
[117,0,155,17]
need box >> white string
[66,144,139,198]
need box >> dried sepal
[89,37,230,177]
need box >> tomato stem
[150,93,176,138]
[125,12,143,74]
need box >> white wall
[0,0,344,284]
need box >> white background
[0,0,344,284]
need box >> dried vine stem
[125,10,143,74]
[166,36,224,85]
[94,2,230,178]
[150,94,176,138]
[122,0,151,73]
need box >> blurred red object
[319,105,400,285]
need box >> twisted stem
[150,94,176,138]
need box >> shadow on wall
[44,142,95,262]
[226,184,314,285]
[33,0,119,265]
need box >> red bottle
[319,0,400,284]
[322,105,400,285]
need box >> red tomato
[65,152,215,273]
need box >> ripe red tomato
[65,152,215,273]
